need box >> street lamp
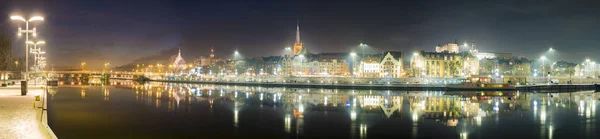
[540,56,546,77]
[104,62,110,72]
[359,43,368,55]
[11,15,44,80]
[27,41,45,72]
[233,50,240,60]
[548,48,555,71]
[285,47,292,56]
[350,52,356,76]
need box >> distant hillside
[114,47,179,71]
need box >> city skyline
[1,0,600,69]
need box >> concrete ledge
[40,110,57,139]
[41,87,58,139]
[151,79,599,91]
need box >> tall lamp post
[104,62,110,73]
[359,43,368,56]
[540,56,547,84]
[285,47,292,56]
[11,15,44,81]
[549,48,555,72]
[350,52,356,77]
[27,41,45,72]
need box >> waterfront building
[380,51,403,78]
[355,52,403,78]
[359,55,381,78]
[479,57,531,76]
[282,53,350,76]
[412,51,477,78]
[259,56,284,76]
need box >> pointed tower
[170,47,187,70]
[293,21,303,55]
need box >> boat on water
[446,82,516,91]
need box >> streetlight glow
[10,15,45,81]
[29,16,44,21]
[350,52,356,56]
[10,16,26,21]
[540,56,546,60]
[26,41,45,45]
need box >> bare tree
[0,34,12,82]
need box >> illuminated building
[435,42,460,53]
[281,53,349,76]
[380,51,403,78]
[169,48,187,71]
[412,51,478,78]
[359,56,381,78]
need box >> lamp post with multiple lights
[27,41,45,72]
[11,15,44,81]
[359,43,368,56]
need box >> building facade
[380,52,403,78]
[412,51,478,78]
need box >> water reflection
[49,82,599,138]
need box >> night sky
[1,0,599,69]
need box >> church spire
[178,47,181,56]
[296,21,300,44]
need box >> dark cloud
[1,0,599,69]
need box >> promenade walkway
[0,86,54,139]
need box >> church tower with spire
[293,22,303,55]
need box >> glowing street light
[285,47,292,55]
[233,50,240,60]
[540,56,547,77]
[104,62,110,72]
[11,15,44,80]
[359,43,368,55]
[27,41,45,72]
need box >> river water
[47,81,599,139]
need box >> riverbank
[0,86,57,139]
[150,79,599,91]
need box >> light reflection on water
[47,82,599,138]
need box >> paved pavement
[0,87,50,139]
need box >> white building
[435,43,460,53]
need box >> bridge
[35,70,166,84]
